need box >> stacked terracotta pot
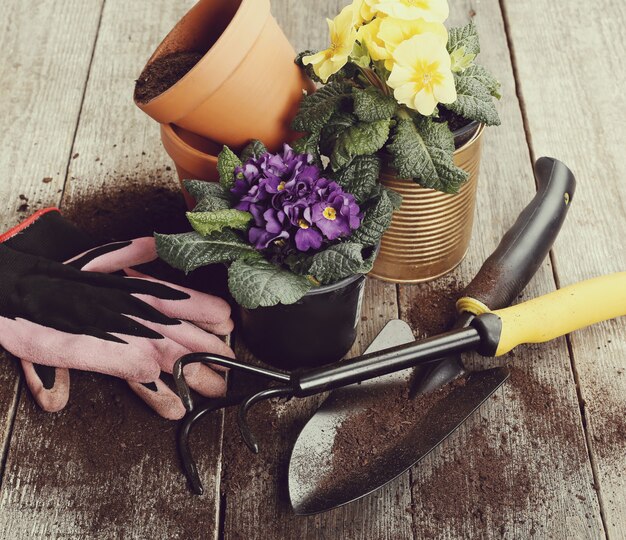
[134,0,314,208]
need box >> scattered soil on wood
[134,51,204,104]
[411,421,534,539]
[64,169,228,295]
[405,275,463,338]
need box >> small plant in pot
[155,141,399,370]
[292,0,501,282]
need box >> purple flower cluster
[231,145,362,252]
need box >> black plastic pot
[237,274,367,371]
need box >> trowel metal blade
[288,319,509,515]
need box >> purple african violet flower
[231,144,362,252]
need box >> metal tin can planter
[237,274,367,371]
[370,123,485,283]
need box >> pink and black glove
[0,208,234,419]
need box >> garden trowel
[287,157,578,514]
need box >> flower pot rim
[454,121,484,152]
[136,0,272,121]
[305,272,366,297]
[160,123,219,164]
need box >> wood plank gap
[497,0,536,165]
[0,378,21,494]
[58,0,107,205]
[499,1,610,536]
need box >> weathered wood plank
[397,0,606,537]
[0,0,226,538]
[0,0,105,496]
[502,0,626,536]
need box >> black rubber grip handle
[462,157,576,309]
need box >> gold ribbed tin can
[370,124,485,283]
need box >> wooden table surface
[0,0,624,538]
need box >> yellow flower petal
[413,87,438,115]
[358,18,390,62]
[374,0,449,23]
[387,33,455,115]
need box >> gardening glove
[0,208,235,419]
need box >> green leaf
[447,22,480,55]
[308,242,373,285]
[320,112,357,156]
[186,209,252,237]
[228,258,313,308]
[331,119,391,171]
[350,41,371,69]
[240,140,267,162]
[295,50,324,84]
[183,180,231,212]
[352,189,395,247]
[217,146,242,190]
[291,133,322,166]
[333,155,381,203]
[448,73,501,126]
[387,118,468,193]
[384,187,403,210]
[291,82,351,135]
[462,64,502,99]
[353,87,397,122]
[155,230,257,273]
[450,47,476,73]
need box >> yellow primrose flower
[303,5,358,83]
[378,17,447,70]
[374,0,449,23]
[351,0,380,25]
[387,33,456,116]
[357,18,388,62]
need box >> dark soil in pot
[134,51,204,104]
[437,108,480,149]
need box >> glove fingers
[194,318,235,336]
[125,316,234,372]
[127,379,187,420]
[125,269,232,327]
[67,237,157,273]
[183,363,228,398]
[20,360,70,413]
[0,316,161,383]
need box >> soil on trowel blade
[328,376,468,474]
[134,51,204,104]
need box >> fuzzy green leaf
[353,87,397,122]
[187,209,252,237]
[155,230,257,273]
[333,155,381,203]
[447,22,480,55]
[183,180,231,212]
[352,189,395,247]
[450,47,476,73]
[308,242,373,285]
[228,258,313,308]
[387,118,468,193]
[462,64,502,99]
[291,82,351,135]
[291,133,322,166]
[448,73,501,126]
[240,140,267,162]
[320,112,357,156]
[385,187,403,210]
[331,119,391,171]
[217,146,242,190]
[295,50,324,84]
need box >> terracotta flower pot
[370,123,485,283]
[136,0,314,151]
[160,123,221,209]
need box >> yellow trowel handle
[490,272,626,356]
